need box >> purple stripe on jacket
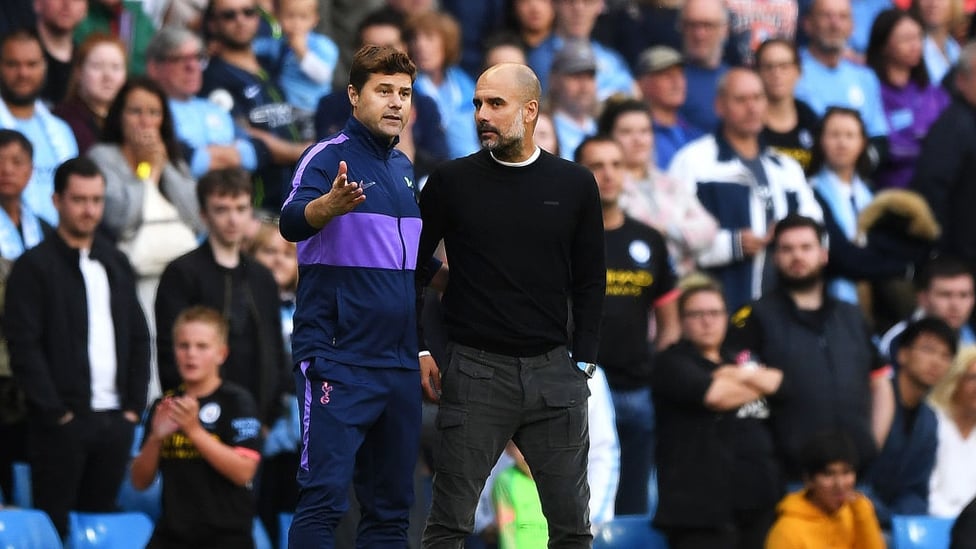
[297,212,422,270]
[283,134,350,205]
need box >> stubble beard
[481,109,526,162]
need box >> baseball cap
[636,46,684,76]
[551,39,598,75]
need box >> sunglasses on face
[215,6,259,21]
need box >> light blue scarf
[0,99,75,161]
[811,169,874,304]
[0,204,43,259]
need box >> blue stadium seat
[891,515,954,549]
[116,470,161,521]
[12,461,32,508]
[593,515,669,549]
[0,508,62,548]
[253,517,272,549]
[67,511,153,549]
[278,512,293,549]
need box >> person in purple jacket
[866,8,949,190]
[278,44,428,547]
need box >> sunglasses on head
[215,6,258,21]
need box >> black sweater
[417,149,606,362]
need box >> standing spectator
[765,432,886,549]
[726,215,895,481]
[145,26,267,181]
[864,317,956,526]
[252,0,339,113]
[4,156,149,537]
[653,278,783,549]
[510,0,556,53]
[88,78,201,401]
[130,306,262,548]
[576,135,679,516]
[634,46,704,170]
[35,0,88,105]
[155,168,287,432]
[808,107,915,305]
[54,34,127,154]
[74,0,157,75]
[528,0,636,100]
[678,0,731,133]
[725,0,799,66]
[407,11,480,159]
[910,42,976,265]
[795,0,890,158]
[201,0,311,210]
[669,68,821,312]
[757,38,821,172]
[913,0,963,84]
[418,63,606,547]
[597,98,718,276]
[880,256,976,359]
[928,345,976,518]
[0,29,78,226]
[549,39,599,160]
[867,9,950,190]
[279,45,425,546]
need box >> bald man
[416,63,606,548]
[669,68,821,312]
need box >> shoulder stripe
[283,133,350,206]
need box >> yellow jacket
[765,490,886,549]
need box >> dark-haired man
[727,214,895,481]
[4,157,149,537]
[280,44,424,547]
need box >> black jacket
[155,241,287,424]
[4,232,149,425]
[911,97,976,264]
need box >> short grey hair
[146,26,203,62]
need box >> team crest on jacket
[199,402,221,424]
[628,240,651,265]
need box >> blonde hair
[930,345,976,411]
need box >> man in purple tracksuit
[279,44,430,547]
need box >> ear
[524,99,539,124]
[347,84,359,109]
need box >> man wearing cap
[636,46,705,170]
[550,39,599,161]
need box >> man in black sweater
[417,63,606,548]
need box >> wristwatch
[576,361,597,378]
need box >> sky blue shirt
[849,0,893,55]
[254,32,339,112]
[11,115,77,226]
[415,66,480,159]
[554,111,596,161]
[924,35,959,85]
[528,35,635,101]
[168,97,258,178]
[795,48,889,137]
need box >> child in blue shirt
[254,0,339,113]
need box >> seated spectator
[75,0,157,75]
[867,9,950,190]
[912,0,962,84]
[678,0,730,133]
[527,0,636,100]
[253,0,339,113]
[864,317,956,526]
[509,0,555,55]
[0,130,54,259]
[597,98,718,276]
[533,109,560,156]
[130,306,261,548]
[145,26,267,181]
[35,0,88,106]
[0,29,79,226]
[653,278,783,549]
[880,256,976,360]
[406,11,480,159]
[634,46,704,170]
[54,34,128,154]
[549,39,598,160]
[928,345,976,517]
[795,0,890,159]
[757,39,820,172]
[765,432,886,549]
[808,108,916,306]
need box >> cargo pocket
[434,406,467,474]
[541,383,589,448]
[456,359,495,404]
